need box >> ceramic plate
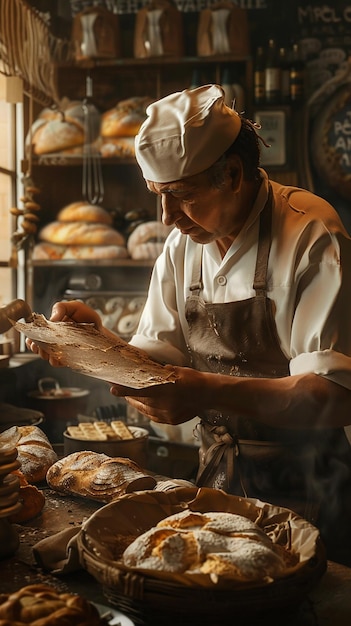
[94,603,135,626]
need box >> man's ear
[227,155,243,191]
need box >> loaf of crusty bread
[57,202,113,225]
[127,220,173,260]
[16,426,58,483]
[0,584,104,624]
[1,425,58,483]
[46,451,156,502]
[123,509,297,581]
[101,96,152,138]
[38,221,126,246]
[32,242,128,261]
[31,116,85,155]
[100,136,136,158]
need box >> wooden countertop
[1,488,351,626]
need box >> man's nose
[161,194,181,226]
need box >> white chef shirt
[130,169,351,391]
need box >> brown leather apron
[185,185,351,562]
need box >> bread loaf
[1,426,57,483]
[101,96,152,138]
[100,136,135,158]
[38,221,125,246]
[46,451,156,502]
[32,242,128,261]
[31,117,85,155]
[0,584,104,625]
[127,220,173,260]
[122,510,296,582]
[57,202,113,225]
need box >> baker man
[26,85,351,565]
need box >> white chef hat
[135,84,242,183]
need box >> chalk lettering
[340,152,351,168]
[334,136,351,151]
[298,5,343,24]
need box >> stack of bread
[0,425,58,523]
[122,509,298,583]
[33,201,128,261]
[100,96,153,158]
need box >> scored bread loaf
[0,584,105,625]
[0,426,58,483]
[122,509,298,582]
[38,221,126,246]
[46,451,156,502]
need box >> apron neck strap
[189,244,204,295]
[253,183,273,296]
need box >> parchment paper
[79,487,327,590]
[14,314,177,389]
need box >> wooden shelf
[30,258,154,268]
[53,55,253,111]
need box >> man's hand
[110,365,210,425]
[25,300,103,365]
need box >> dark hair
[207,116,261,188]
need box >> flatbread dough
[15,314,177,389]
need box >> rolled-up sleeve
[288,231,351,390]
[129,232,191,366]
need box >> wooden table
[1,487,350,626]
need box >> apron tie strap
[197,425,247,495]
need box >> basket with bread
[77,487,327,625]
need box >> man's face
[146,169,243,245]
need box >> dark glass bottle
[289,43,304,104]
[254,46,265,105]
[279,46,291,104]
[190,69,202,90]
[264,38,281,104]
[221,67,234,107]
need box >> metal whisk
[82,73,104,205]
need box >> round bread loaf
[57,202,113,225]
[127,220,173,260]
[31,116,85,155]
[39,221,125,246]
[101,96,152,138]
[0,584,104,625]
[122,510,291,582]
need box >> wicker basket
[78,487,327,626]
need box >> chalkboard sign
[311,82,351,201]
